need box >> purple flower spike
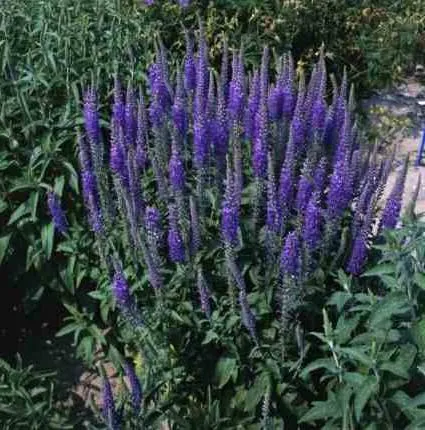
[282,53,295,119]
[145,206,162,247]
[125,84,137,147]
[110,132,129,188]
[290,71,306,153]
[266,155,280,233]
[326,158,350,220]
[228,49,245,121]
[112,270,132,310]
[135,93,148,170]
[268,84,281,121]
[178,0,190,6]
[313,157,327,193]
[148,62,171,127]
[280,231,301,278]
[346,234,368,276]
[172,68,188,136]
[102,374,119,430]
[380,157,408,230]
[167,204,185,263]
[295,174,314,215]
[252,101,268,178]
[47,191,68,234]
[184,32,196,93]
[83,87,101,148]
[244,70,260,140]
[124,361,142,416]
[169,140,185,193]
[303,193,322,251]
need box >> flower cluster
[76,25,404,343]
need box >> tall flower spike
[172,66,188,137]
[112,269,142,325]
[313,156,327,193]
[167,203,185,263]
[221,161,239,246]
[184,31,196,94]
[220,36,229,99]
[197,267,212,318]
[124,361,142,416]
[311,50,327,135]
[290,70,306,151]
[295,171,314,215]
[145,206,162,248]
[380,156,408,230]
[47,191,68,234]
[244,70,260,140]
[110,125,128,188]
[78,134,103,233]
[280,231,301,278]
[125,83,137,147]
[194,20,209,117]
[266,153,280,233]
[215,79,229,170]
[251,47,268,178]
[302,192,322,251]
[83,87,101,149]
[169,137,185,193]
[347,196,375,275]
[228,47,245,121]
[148,62,171,127]
[335,67,348,133]
[135,92,148,170]
[102,373,119,430]
[282,52,295,120]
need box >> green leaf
[362,263,396,277]
[0,233,12,265]
[7,201,30,225]
[244,372,269,412]
[41,223,54,259]
[215,357,237,389]
[202,330,219,345]
[56,323,82,338]
[327,291,352,313]
[369,292,410,328]
[354,377,377,422]
[339,347,373,368]
[299,398,341,423]
[335,314,361,345]
[300,358,339,378]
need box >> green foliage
[299,220,425,429]
[0,355,72,429]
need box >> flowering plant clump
[74,23,409,428]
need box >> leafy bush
[1,0,423,315]
[0,355,72,429]
[49,21,424,428]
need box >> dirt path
[364,78,425,216]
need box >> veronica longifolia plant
[73,24,407,426]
